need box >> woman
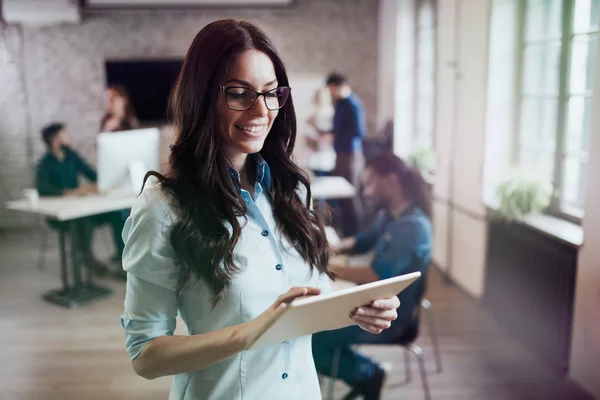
[99,83,139,132]
[313,152,433,400]
[305,87,336,177]
[120,20,400,400]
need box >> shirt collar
[228,153,272,193]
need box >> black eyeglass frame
[218,85,291,111]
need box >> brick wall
[0,0,379,227]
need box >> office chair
[324,301,439,400]
[324,270,442,400]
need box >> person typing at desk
[35,122,127,275]
[312,152,433,400]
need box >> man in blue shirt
[326,72,367,236]
[312,152,433,400]
[35,122,127,275]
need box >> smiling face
[216,49,279,168]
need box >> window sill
[520,214,583,248]
[484,201,583,248]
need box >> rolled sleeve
[121,275,177,359]
[120,188,179,360]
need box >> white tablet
[247,271,421,350]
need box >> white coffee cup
[23,188,39,206]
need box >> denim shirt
[120,156,331,400]
[354,206,433,326]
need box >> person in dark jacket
[326,72,367,236]
[35,122,127,275]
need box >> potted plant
[407,147,436,175]
[494,171,552,221]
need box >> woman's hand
[351,296,400,334]
[242,286,321,349]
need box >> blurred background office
[1,0,600,399]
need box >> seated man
[35,122,127,276]
[312,152,433,400]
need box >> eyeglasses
[219,86,291,111]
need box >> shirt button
[282,372,288,379]
[275,264,283,271]
[261,230,269,237]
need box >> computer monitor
[97,128,161,195]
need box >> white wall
[569,35,600,399]
[432,0,491,297]
[0,0,379,227]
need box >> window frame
[515,0,598,223]
[412,0,438,154]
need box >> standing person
[326,72,367,236]
[99,83,139,133]
[312,152,433,400]
[35,122,127,274]
[120,19,401,400]
[305,87,336,177]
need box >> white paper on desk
[325,226,340,246]
[349,252,375,267]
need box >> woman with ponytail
[312,151,433,400]
[119,20,400,400]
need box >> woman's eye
[229,92,247,99]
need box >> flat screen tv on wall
[105,59,183,123]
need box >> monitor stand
[101,160,153,196]
[129,159,156,194]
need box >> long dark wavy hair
[145,20,331,305]
[366,152,433,218]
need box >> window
[516,0,598,219]
[413,0,437,153]
[394,0,437,169]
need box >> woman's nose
[249,95,269,117]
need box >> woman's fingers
[352,306,398,320]
[356,321,384,334]
[276,286,321,306]
[351,314,393,330]
[351,297,400,334]
[370,296,401,310]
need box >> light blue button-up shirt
[120,156,331,400]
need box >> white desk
[310,176,356,200]
[5,192,137,221]
[5,192,138,308]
